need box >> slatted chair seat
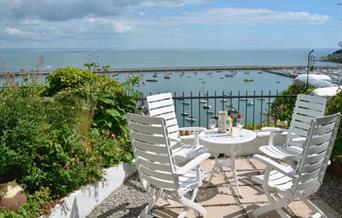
[146,93,207,163]
[251,113,341,218]
[259,145,303,161]
[259,94,327,163]
[127,113,210,218]
[253,170,293,191]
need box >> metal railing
[146,91,297,130]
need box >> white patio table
[199,127,256,197]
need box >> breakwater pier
[0,65,338,78]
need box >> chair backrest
[287,94,327,147]
[146,93,179,138]
[127,113,179,191]
[294,113,341,194]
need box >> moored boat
[186,117,196,122]
[146,79,158,82]
[207,110,214,114]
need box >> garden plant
[0,67,142,217]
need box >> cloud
[141,0,206,7]
[2,0,122,21]
[112,21,135,34]
[4,27,28,36]
[0,3,331,49]
[1,0,206,22]
[161,8,329,25]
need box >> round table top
[199,128,256,145]
[199,128,256,155]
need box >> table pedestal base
[208,154,243,198]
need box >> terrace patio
[88,157,342,218]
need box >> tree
[320,49,342,64]
[102,65,110,73]
[84,62,95,72]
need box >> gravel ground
[88,170,342,218]
[87,173,150,218]
[312,171,342,216]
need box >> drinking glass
[209,117,217,133]
[236,119,244,136]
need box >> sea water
[0,48,335,72]
[114,70,293,126]
[0,48,333,126]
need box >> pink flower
[64,162,70,169]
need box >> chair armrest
[179,127,207,132]
[261,127,288,146]
[174,153,210,175]
[173,144,206,162]
[260,127,287,133]
[290,137,306,143]
[253,154,299,178]
[169,135,181,143]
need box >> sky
[0,0,340,49]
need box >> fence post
[245,91,248,125]
[267,90,271,126]
[198,91,201,127]
[237,90,240,112]
[182,91,185,127]
[190,91,193,127]
[253,90,256,130]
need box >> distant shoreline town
[0,65,340,85]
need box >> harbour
[0,65,339,80]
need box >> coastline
[0,65,338,78]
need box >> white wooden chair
[127,113,210,218]
[259,94,327,162]
[251,113,341,218]
[146,93,207,162]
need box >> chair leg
[190,187,199,202]
[179,187,202,218]
[252,197,290,218]
[139,189,162,218]
[178,196,207,217]
[299,194,327,218]
[263,187,289,217]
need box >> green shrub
[0,80,103,199]
[45,66,93,96]
[0,70,141,217]
[326,91,342,160]
[244,123,275,130]
[0,81,57,183]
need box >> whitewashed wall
[43,163,136,218]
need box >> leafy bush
[0,80,102,199]
[45,67,93,96]
[0,67,141,217]
[326,91,342,161]
[244,123,275,130]
[270,83,315,125]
